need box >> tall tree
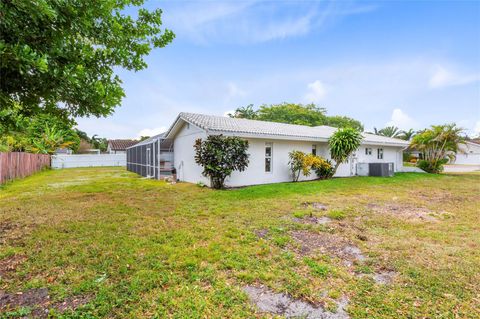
[399,129,416,141]
[230,103,363,130]
[1,0,174,118]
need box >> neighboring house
[107,139,138,154]
[453,141,480,165]
[127,113,409,187]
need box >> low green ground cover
[0,168,478,318]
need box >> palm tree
[374,126,402,138]
[399,129,415,141]
[229,104,257,119]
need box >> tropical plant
[374,126,402,138]
[194,135,249,189]
[399,129,416,141]
[229,104,258,119]
[410,124,465,173]
[329,128,363,175]
[312,158,334,179]
[1,0,174,118]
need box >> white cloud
[163,1,377,44]
[428,65,479,89]
[136,127,167,139]
[304,80,327,102]
[386,108,419,129]
[475,121,480,135]
[226,82,246,99]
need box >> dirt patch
[366,203,449,222]
[291,231,365,266]
[0,254,27,279]
[293,216,332,225]
[243,285,349,319]
[303,202,328,211]
[0,288,91,318]
[373,271,396,285]
[0,221,30,246]
[254,229,269,239]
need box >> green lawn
[0,168,479,318]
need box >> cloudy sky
[76,0,480,138]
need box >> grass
[0,167,479,318]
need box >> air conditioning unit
[368,163,394,177]
[356,163,369,176]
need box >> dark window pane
[265,147,271,157]
[265,158,271,172]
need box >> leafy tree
[374,126,402,138]
[329,127,363,175]
[1,0,174,118]
[194,135,249,189]
[230,103,363,130]
[29,124,80,154]
[410,124,465,173]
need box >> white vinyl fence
[52,154,126,169]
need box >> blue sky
[76,0,480,138]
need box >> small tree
[194,135,249,189]
[288,151,328,182]
[329,128,363,175]
[410,124,465,173]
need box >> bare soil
[290,230,365,266]
[293,216,333,225]
[303,202,328,211]
[243,285,349,319]
[254,229,269,239]
[366,203,449,222]
[0,254,27,279]
[0,288,91,318]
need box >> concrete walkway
[443,164,480,173]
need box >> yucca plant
[329,127,363,175]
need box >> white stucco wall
[453,143,480,165]
[173,122,209,185]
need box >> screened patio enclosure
[126,133,174,179]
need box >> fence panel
[0,152,51,184]
[51,154,126,168]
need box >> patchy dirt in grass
[254,229,269,239]
[303,202,328,211]
[372,271,397,285]
[366,203,451,222]
[0,254,27,279]
[291,230,365,266]
[243,285,349,319]
[0,288,91,318]
[293,216,333,225]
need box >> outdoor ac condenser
[368,163,394,177]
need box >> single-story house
[127,112,409,187]
[453,141,480,165]
[107,139,138,154]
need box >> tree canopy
[1,0,174,118]
[229,103,364,131]
[328,127,363,175]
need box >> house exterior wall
[454,143,480,165]
[173,122,209,185]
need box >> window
[265,142,272,172]
[365,148,372,155]
[312,144,317,156]
[186,123,190,129]
[377,148,384,159]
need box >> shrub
[194,135,249,189]
[312,158,334,179]
[417,159,448,174]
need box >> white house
[453,141,480,165]
[157,113,409,187]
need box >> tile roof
[175,113,409,147]
[108,139,139,151]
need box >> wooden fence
[0,152,51,184]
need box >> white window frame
[265,142,273,173]
[377,148,384,160]
[365,147,372,155]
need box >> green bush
[417,159,448,174]
[313,158,334,179]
